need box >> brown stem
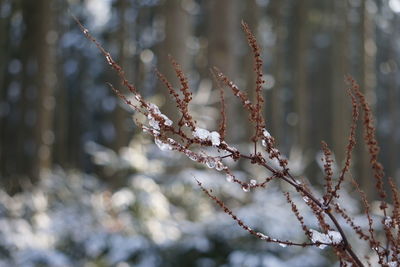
[238,153,365,267]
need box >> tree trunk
[292,0,309,151]
[112,0,131,152]
[332,0,350,165]
[268,0,286,147]
[157,0,192,122]
[33,0,57,178]
[357,0,376,198]
[208,0,240,142]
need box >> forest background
[0,0,400,266]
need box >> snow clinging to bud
[193,127,221,146]
[310,229,342,249]
[147,103,173,130]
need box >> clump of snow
[193,127,220,146]
[257,232,269,240]
[263,129,271,138]
[310,229,342,249]
[209,131,221,146]
[261,139,267,147]
[147,103,173,131]
[193,128,210,140]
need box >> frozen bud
[167,138,176,144]
[263,128,271,138]
[160,114,173,126]
[257,232,269,240]
[310,229,342,249]
[215,159,225,171]
[226,174,234,182]
[250,179,257,187]
[105,53,113,65]
[242,184,250,192]
[271,148,279,154]
[384,216,393,227]
[261,139,267,147]
[187,153,198,161]
[205,157,216,169]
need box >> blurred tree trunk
[357,0,376,198]
[207,0,240,142]
[0,4,8,100]
[244,0,260,142]
[387,17,399,182]
[112,0,131,152]
[53,1,68,169]
[33,0,57,178]
[268,0,286,145]
[0,3,13,187]
[1,1,55,192]
[331,0,350,165]
[292,0,309,151]
[157,0,192,122]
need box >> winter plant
[75,17,400,266]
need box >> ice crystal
[155,139,171,151]
[263,128,271,138]
[105,53,113,65]
[249,179,257,187]
[187,153,198,161]
[261,139,267,147]
[148,115,160,130]
[160,114,173,126]
[226,174,234,182]
[205,158,216,169]
[215,159,225,171]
